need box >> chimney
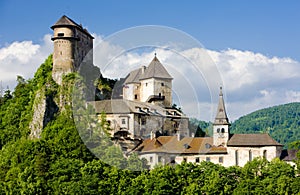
[141,66,146,74]
[177,132,181,141]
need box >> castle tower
[123,54,173,107]
[213,87,230,146]
[51,15,94,84]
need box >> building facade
[136,87,283,168]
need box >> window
[134,94,138,99]
[263,150,267,159]
[145,83,148,87]
[206,157,210,162]
[217,128,220,133]
[235,150,239,166]
[141,117,146,125]
[249,150,252,161]
[195,157,200,163]
[158,156,162,162]
[107,120,111,126]
[57,32,64,37]
[150,156,153,163]
[219,157,223,163]
[205,143,211,149]
[221,128,225,133]
[158,93,161,97]
[183,157,187,162]
[161,83,164,86]
[121,119,126,124]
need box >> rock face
[29,88,59,138]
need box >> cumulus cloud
[0,34,53,90]
[1,33,300,121]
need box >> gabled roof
[51,15,94,39]
[124,55,173,85]
[227,133,283,147]
[135,136,227,154]
[124,68,142,84]
[214,87,230,125]
[139,55,173,80]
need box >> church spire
[214,86,229,125]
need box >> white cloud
[0,34,53,90]
[1,33,300,122]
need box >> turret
[51,15,94,84]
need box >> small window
[249,150,252,161]
[195,157,200,163]
[158,156,162,162]
[221,128,225,133]
[161,83,164,86]
[219,157,223,163]
[235,150,239,166]
[141,118,146,125]
[57,33,64,37]
[159,93,161,97]
[134,94,138,99]
[205,143,211,149]
[206,157,210,162]
[150,156,153,163]
[217,128,220,133]
[107,120,111,126]
[121,119,126,124]
[263,150,267,159]
[145,83,148,87]
[183,157,187,162]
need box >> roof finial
[154,52,157,57]
[220,86,223,96]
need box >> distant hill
[230,102,300,148]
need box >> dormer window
[205,143,211,149]
[57,33,64,37]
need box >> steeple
[214,87,229,125]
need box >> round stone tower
[51,15,94,84]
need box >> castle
[51,15,295,168]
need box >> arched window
[217,128,220,133]
[221,128,225,133]
[235,150,239,166]
[263,150,267,159]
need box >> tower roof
[214,87,230,125]
[139,55,173,80]
[51,15,94,39]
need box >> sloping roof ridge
[139,56,173,80]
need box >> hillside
[0,55,299,194]
[231,102,300,148]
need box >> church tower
[213,87,230,146]
[51,15,94,84]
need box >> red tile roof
[135,136,227,154]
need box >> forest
[0,55,299,194]
[230,102,300,148]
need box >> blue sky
[1,1,300,60]
[1,0,300,121]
